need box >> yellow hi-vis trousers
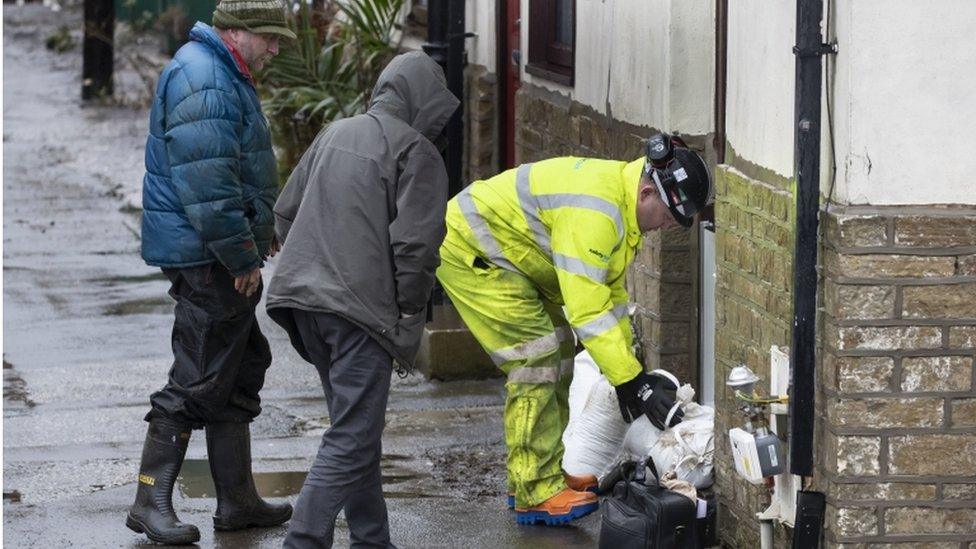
[436,241,576,509]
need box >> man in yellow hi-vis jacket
[436,134,712,525]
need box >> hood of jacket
[367,51,459,143]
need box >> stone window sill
[525,62,573,86]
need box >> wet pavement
[2,3,602,547]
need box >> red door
[501,0,521,169]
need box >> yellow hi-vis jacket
[443,156,646,386]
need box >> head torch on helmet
[643,133,709,228]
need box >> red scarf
[221,36,254,84]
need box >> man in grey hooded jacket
[267,51,459,548]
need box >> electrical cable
[821,0,838,248]
[734,390,789,405]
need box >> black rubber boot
[126,419,200,545]
[205,422,293,530]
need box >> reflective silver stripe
[553,252,608,283]
[533,193,625,240]
[574,303,631,340]
[457,188,519,272]
[508,366,560,384]
[516,163,552,252]
[488,332,560,366]
[555,325,575,343]
[559,357,575,378]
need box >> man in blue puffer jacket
[128,1,295,544]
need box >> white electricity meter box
[729,427,783,484]
[730,428,763,484]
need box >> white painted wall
[725,0,796,180]
[465,0,496,73]
[515,0,715,136]
[401,2,497,73]
[830,0,976,205]
[724,0,976,204]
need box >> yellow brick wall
[713,165,795,548]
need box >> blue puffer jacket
[141,22,278,276]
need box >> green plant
[337,0,406,109]
[157,5,189,56]
[258,0,406,176]
[120,0,158,33]
[45,25,76,53]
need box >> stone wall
[513,82,702,388]
[712,161,796,548]
[820,205,976,548]
[462,64,498,185]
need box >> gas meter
[726,365,786,484]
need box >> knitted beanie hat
[212,0,297,39]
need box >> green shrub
[45,25,77,53]
[258,0,405,179]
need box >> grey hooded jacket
[266,52,460,368]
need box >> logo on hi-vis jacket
[588,248,610,262]
[138,474,156,486]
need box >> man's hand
[614,371,684,430]
[267,235,281,258]
[234,267,262,297]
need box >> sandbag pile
[562,350,715,488]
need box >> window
[526,0,575,86]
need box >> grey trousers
[282,309,395,549]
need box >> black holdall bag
[598,460,701,549]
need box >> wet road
[2,4,602,547]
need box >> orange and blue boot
[507,473,598,509]
[514,487,599,525]
[565,473,598,493]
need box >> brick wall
[712,163,796,547]
[513,83,701,387]
[462,64,498,185]
[820,205,976,548]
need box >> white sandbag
[561,351,629,477]
[650,402,715,488]
[561,354,715,487]
[620,384,715,488]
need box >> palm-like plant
[259,0,406,175]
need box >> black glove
[614,371,684,430]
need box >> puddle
[103,296,171,316]
[177,460,305,499]
[176,456,439,499]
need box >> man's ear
[638,182,656,202]
[226,28,243,45]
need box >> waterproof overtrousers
[205,422,293,530]
[126,418,200,545]
[437,243,576,509]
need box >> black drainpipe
[789,0,835,479]
[424,0,468,310]
[423,0,467,198]
[82,0,114,100]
